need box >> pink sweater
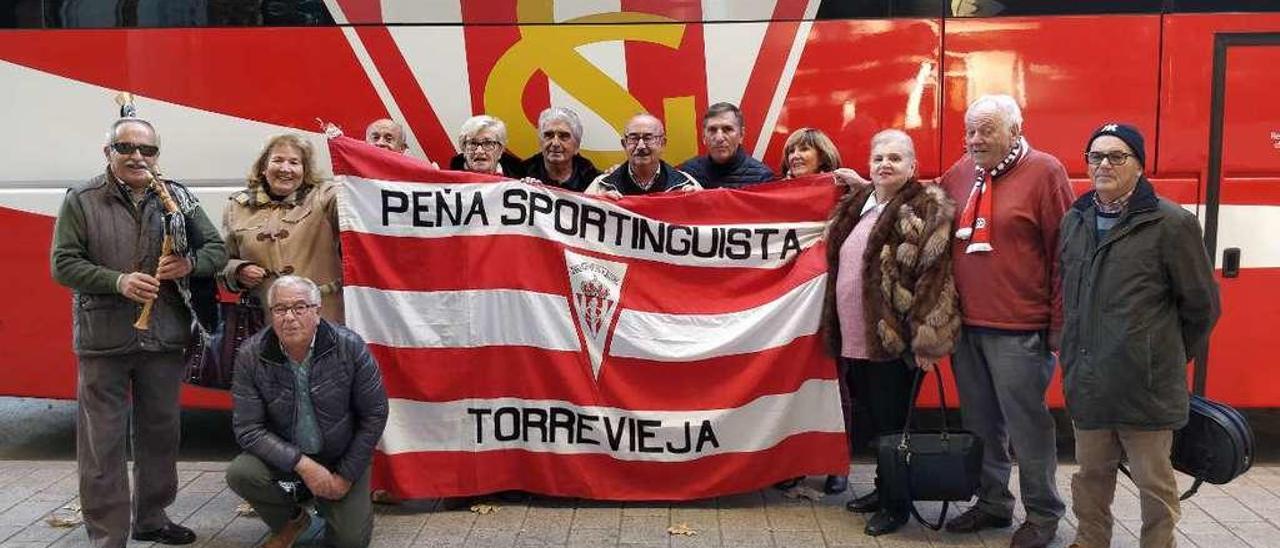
[835,206,882,359]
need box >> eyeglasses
[269,303,318,317]
[542,130,574,142]
[623,133,664,146]
[110,142,160,157]
[1085,151,1135,166]
[463,139,502,152]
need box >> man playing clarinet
[50,114,225,548]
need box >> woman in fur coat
[821,129,961,537]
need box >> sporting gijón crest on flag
[330,136,848,501]
[565,250,627,380]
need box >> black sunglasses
[110,142,160,157]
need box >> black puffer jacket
[232,320,389,481]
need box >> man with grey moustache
[52,116,226,548]
[585,113,701,198]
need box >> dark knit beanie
[1086,123,1145,167]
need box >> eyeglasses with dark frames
[623,133,664,146]
[1085,151,1135,166]
[463,140,502,152]
[269,303,319,317]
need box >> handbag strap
[1118,462,1202,500]
[908,500,950,530]
[897,364,960,529]
[897,363,954,443]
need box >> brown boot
[263,509,310,548]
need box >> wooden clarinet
[133,168,181,330]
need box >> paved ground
[2,460,1279,548]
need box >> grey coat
[232,320,389,481]
[1058,177,1220,431]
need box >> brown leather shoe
[1009,521,1057,548]
[944,506,1013,533]
[263,509,310,548]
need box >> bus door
[1200,32,1280,406]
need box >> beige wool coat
[221,180,344,323]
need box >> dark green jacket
[50,171,226,356]
[1058,177,1219,430]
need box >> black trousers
[838,357,923,510]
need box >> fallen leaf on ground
[235,502,257,516]
[781,485,826,501]
[371,489,400,504]
[667,523,697,536]
[469,504,498,515]
[46,506,82,528]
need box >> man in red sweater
[938,95,1073,548]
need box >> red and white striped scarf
[955,137,1028,254]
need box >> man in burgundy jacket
[938,95,1074,548]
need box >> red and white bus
[1,0,1277,410]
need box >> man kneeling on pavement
[226,275,389,548]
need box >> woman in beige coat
[222,134,343,323]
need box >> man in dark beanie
[1058,122,1220,548]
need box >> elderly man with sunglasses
[227,275,388,548]
[51,118,226,547]
[585,113,701,198]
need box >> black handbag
[185,294,265,389]
[876,363,984,530]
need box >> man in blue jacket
[226,276,388,548]
[679,102,774,188]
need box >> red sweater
[939,148,1074,336]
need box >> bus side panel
[1158,13,1280,176]
[941,15,1162,178]
[759,18,943,178]
[0,206,75,400]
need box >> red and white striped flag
[330,137,849,500]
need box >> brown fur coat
[821,180,961,361]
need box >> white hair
[457,115,508,149]
[268,275,321,308]
[869,128,916,160]
[105,118,160,147]
[365,118,405,137]
[538,107,584,142]
[965,94,1023,132]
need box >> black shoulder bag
[875,364,984,530]
[1120,360,1254,499]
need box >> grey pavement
[2,460,1280,548]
